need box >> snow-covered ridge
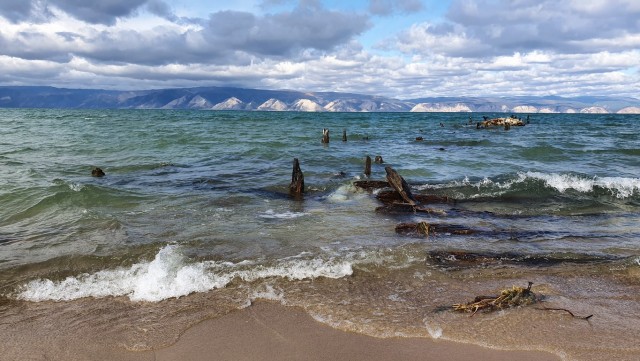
[1,86,638,113]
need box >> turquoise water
[1,109,640,360]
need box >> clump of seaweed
[453,282,537,316]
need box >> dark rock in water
[289,158,304,197]
[384,166,416,206]
[91,167,105,177]
[374,155,384,164]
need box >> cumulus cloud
[0,0,152,25]
[0,0,638,99]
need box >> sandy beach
[145,301,562,361]
[1,300,562,361]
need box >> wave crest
[16,245,353,302]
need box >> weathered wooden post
[342,129,347,142]
[364,156,372,177]
[322,128,330,143]
[385,166,416,206]
[289,158,304,197]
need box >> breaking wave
[418,172,640,199]
[16,245,353,302]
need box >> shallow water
[1,109,639,360]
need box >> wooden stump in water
[289,158,304,197]
[385,166,416,206]
[322,128,330,144]
[364,156,372,177]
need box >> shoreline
[140,301,561,361]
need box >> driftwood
[376,190,451,205]
[353,180,389,190]
[376,204,447,215]
[364,156,372,177]
[453,282,537,316]
[91,167,105,177]
[289,158,304,197]
[385,166,416,206]
[537,307,593,320]
[322,128,330,143]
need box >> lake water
[1,109,639,360]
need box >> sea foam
[418,172,640,199]
[17,245,353,302]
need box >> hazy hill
[0,86,638,113]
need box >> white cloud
[0,1,638,99]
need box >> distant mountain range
[1,86,639,113]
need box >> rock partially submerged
[91,167,105,177]
[477,116,525,128]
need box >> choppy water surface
[1,109,639,360]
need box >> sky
[0,0,639,99]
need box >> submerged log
[289,158,304,197]
[322,128,330,143]
[364,156,372,177]
[376,190,451,205]
[384,166,416,206]
[353,180,389,190]
[91,167,105,177]
[395,222,476,236]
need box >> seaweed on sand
[453,282,537,316]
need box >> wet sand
[144,301,560,361]
[1,300,562,361]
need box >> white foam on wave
[524,172,640,198]
[17,245,353,303]
[423,319,443,339]
[417,172,640,199]
[326,184,367,203]
[258,209,309,219]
